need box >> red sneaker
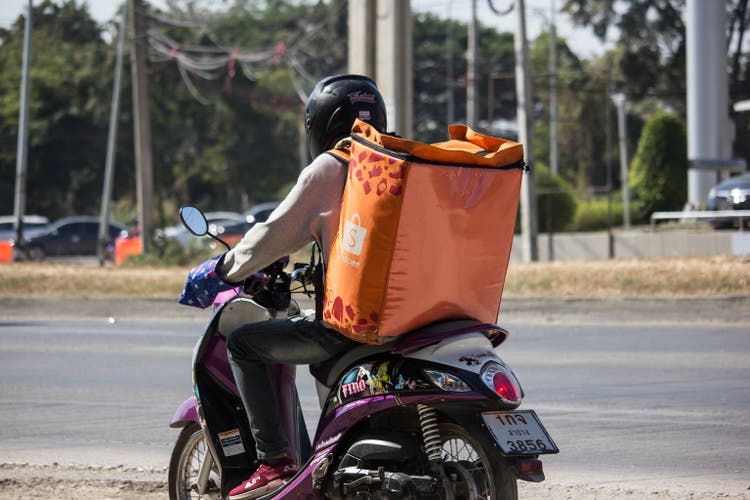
[228,458,298,500]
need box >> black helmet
[304,74,387,162]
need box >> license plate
[482,410,559,455]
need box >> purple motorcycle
[168,206,557,500]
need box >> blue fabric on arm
[179,254,237,308]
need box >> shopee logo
[343,213,367,256]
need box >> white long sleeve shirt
[218,153,346,283]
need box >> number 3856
[506,439,547,452]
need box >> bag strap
[325,137,351,164]
[311,241,325,319]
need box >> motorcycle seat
[309,319,501,388]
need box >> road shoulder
[2,295,748,324]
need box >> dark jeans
[226,315,359,461]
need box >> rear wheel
[168,423,221,500]
[439,423,518,500]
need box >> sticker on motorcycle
[218,429,246,457]
[332,361,431,409]
[458,351,495,366]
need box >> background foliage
[0,0,748,235]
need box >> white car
[0,215,50,242]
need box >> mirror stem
[210,234,231,252]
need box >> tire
[439,423,518,500]
[168,422,221,500]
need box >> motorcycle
[168,205,558,500]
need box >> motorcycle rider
[181,74,388,500]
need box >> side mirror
[180,206,208,236]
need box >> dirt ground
[0,463,748,500]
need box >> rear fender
[170,397,199,428]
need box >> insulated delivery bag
[323,119,525,344]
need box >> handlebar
[240,257,315,311]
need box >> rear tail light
[517,458,545,482]
[481,362,523,405]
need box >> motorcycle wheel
[168,422,221,500]
[439,423,518,500]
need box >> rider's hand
[179,254,239,308]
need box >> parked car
[243,202,279,225]
[15,216,127,260]
[158,211,246,247]
[206,203,280,246]
[211,220,253,246]
[0,215,49,241]
[707,172,750,228]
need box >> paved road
[0,297,748,496]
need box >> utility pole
[466,0,478,129]
[13,0,32,259]
[549,0,558,175]
[686,0,732,207]
[611,92,630,228]
[514,0,538,262]
[605,77,615,258]
[347,0,376,78]
[129,0,154,251]
[446,0,455,126]
[349,0,412,137]
[98,2,128,266]
[375,0,413,137]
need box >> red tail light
[481,362,523,405]
[492,371,522,402]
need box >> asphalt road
[0,297,748,497]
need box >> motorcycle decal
[341,378,368,398]
[331,361,431,408]
[369,361,391,391]
[314,431,343,452]
[218,428,246,457]
[458,351,496,366]
[394,374,418,390]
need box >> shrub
[533,163,578,232]
[570,195,642,231]
[629,112,687,217]
[121,237,215,267]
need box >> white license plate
[482,410,559,455]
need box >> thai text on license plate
[481,410,559,455]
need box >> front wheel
[439,423,518,500]
[168,422,221,500]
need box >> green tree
[413,13,516,143]
[629,112,687,218]
[561,0,750,166]
[0,0,114,217]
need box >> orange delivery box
[322,119,525,344]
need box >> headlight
[730,187,747,204]
[708,187,716,200]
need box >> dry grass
[504,255,750,296]
[0,256,748,297]
[0,262,190,297]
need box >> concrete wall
[509,229,750,263]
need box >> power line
[142,1,347,104]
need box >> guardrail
[650,210,750,230]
